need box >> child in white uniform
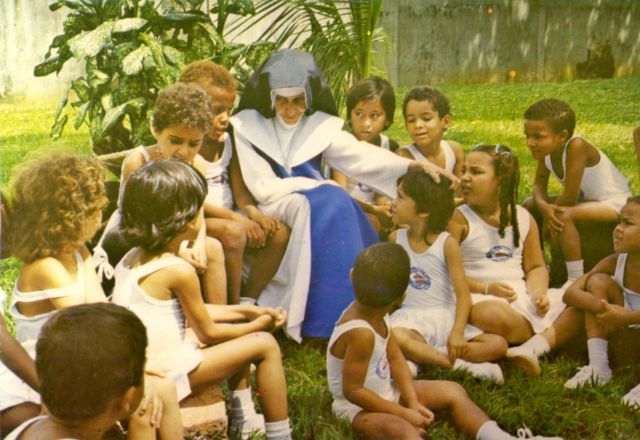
[179,61,290,306]
[449,144,583,376]
[327,242,561,440]
[2,155,182,439]
[397,86,464,180]
[563,196,640,400]
[112,160,293,440]
[389,169,508,383]
[523,98,631,282]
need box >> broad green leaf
[122,45,152,75]
[88,69,110,89]
[49,0,89,12]
[113,18,148,33]
[162,46,184,66]
[50,114,69,140]
[34,56,62,77]
[101,93,113,113]
[53,89,69,124]
[74,102,91,129]
[71,79,91,101]
[100,98,145,136]
[67,21,114,58]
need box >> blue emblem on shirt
[375,356,389,379]
[409,267,431,290]
[207,172,228,186]
[357,182,373,193]
[486,245,513,262]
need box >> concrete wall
[380,0,640,86]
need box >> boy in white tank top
[327,243,562,440]
[397,86,464,182]
[523,98,631,283]
[563,196,640,406]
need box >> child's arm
[532,159,565,234]
[172,265,282,344]
[443,236,471,360]
[554,138,591,206]
[341,328,432,428]
[521,216,551,316]
[0,315,38,391]
[448,140,464,180]
[228,152,284,237]
[563,255,617,312]
[396,148,414,160]
[204,201,267,248]
[121,149,147,189]
[330,169,349,189]
[80,246,108,303]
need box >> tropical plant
[228,0,386,110]
[34,0,271,163]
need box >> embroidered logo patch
[357,182,373,193]
[485,245,513,262]
[375,355,389,379]
[409,267,431,290]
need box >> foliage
[34,0,271,158]
[3,76,640,438]
[229,0,386,110]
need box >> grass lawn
[2,77,640,439]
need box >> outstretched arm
[444,236,471,360]
[522,215,551,316]
[563,254,617,312]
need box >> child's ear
[559,129,570,142]
[442,114,452,131]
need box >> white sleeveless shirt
[346,134,392,203]
[395,229,455,308]
[613,253,640,317]
[404,140,455,173]
[545,135,630,209]
[204,133,234,210]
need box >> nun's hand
[408,161,459,189]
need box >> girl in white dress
[112,160,293,440]
[389,169,507,383]
[449,144,583,376]
[2,156,182,439]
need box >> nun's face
[274,93,307,124]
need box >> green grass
[2,77,640,439]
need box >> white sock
[476,420,512,440]
[509,334,550,360]
[587,338,611,373]
[231,387,256,417]
[566,260,584,281]
[239,296,257,305]
[265,419,292,440]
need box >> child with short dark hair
[96,82,227,304]
[179,60,290,305]
[523,98,631,282]
[397,86,464,180]
[562,196,640,401]
[4,303,148,440]
[327,242,560,440]
[389,169,508,383]
[331,76,400,235]
[112,160,292,440]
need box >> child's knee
[253,331,282,356]
[221,221,247,251]
[148,375,178,403]
[441,381,469,404]
[204,237,225,261]
[586,273,616,297]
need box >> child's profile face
[613,201,640,253]
[460,151,499,206]
[153,124,205,164]
[391,183,418,226]
[350,98,388,143]
[404,99,449,149]
[274,93,307,125]
[524,119,566,160]
[204,85,236,143]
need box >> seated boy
[326,242,561,440]
[523,98,631,282]
[5,303,152,440]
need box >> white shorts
[390,306,483,352]
[332,387,400,423]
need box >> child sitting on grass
[326,242,561,440]
[2,155,182,439]
[562,196,640,405]
[523,98,631,282]
[178,60,290,305]
[397,86,464,179]
[4,303,150,440]
[330,76,400,235]
[112,160,292,440]
[96,82,226,303]
[389,169,508,383]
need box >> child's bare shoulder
[447,139,464,154]
[330,318,376,359]
[566,136,598,159]
[20,257,73,291]
[396,147,415,160]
